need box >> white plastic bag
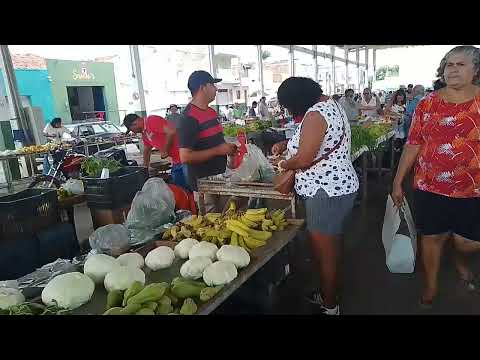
[381,195,417,274]
[229,144,275,183]
[141,178,175,213]
[62,179,84,195]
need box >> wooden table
[197,179,297,218]
[69,219,304,315]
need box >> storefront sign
[72,64,95,80]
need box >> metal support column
[344,46,349,90]
[208,45,216,78]
[313,45,318,82]
[372,48,377,90]
[365,47,369,89]
[289,45,294,77]
[330,46,336,94]
[356,48,360,92]
[257,45,264,96]
[0,45,32,145]
[130,45,147,117]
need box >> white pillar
[313,45,318,82]
[330,46,336,94]
[289,45,294,77]
[344,46,349,90]
[130,45,147,116]
[208,45,216,77]
[365,47,369,90]
[356,48,360,93]
[257,45,264,96]
[372,48,377,90]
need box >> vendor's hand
[218,143,238,156]
[272,141,287,155]
[391,180,404,209]
[277,159,287,172]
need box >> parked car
[64,122,137,144]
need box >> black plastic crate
[0,188,59,242]
[81,166,148,210]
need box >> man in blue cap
[177,70,238,194]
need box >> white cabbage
[41,272,95,309]
[180,256,213,280]
[0,287,25,310]
[117,253,144,269]
[104,266,146,292]
[174,238,199,259]
[203,261,237,286]
[83,254,120,284]
[188,241,218,261]
[145,246,175,271]
[216,245,250,269]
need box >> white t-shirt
[286,99,359,198]
[361,96,378,117]
[43,123,70,143]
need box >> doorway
[67,86,106,122]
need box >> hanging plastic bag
[141,178,175,213]
[229,144,276,183]
[89,224,130,257]
[381,195,417,273]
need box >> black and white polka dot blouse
[286,99,360,198]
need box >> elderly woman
[271,77,359,315]
[392,45,480,308]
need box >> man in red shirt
[123,113,189,191]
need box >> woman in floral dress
[392,45,480,308]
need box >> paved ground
[218,172,480,315]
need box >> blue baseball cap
[187,70,222,94]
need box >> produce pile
[81,157,123,177]
[162,201,288,253]
[223,120,273,137]
[0,143,60,157]
[351,123,393,155]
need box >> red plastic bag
[230,132,248,169]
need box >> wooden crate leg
[198,193,206,215]
[291,196,296,219]
[362,152,368,201]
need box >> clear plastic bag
[229,144,275,183]
[141,178,175,213]
[89,224,130,257]
[126,191,175,230]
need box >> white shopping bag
[381,195,417,273]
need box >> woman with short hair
[272,77,359,315]
[392,45,480,308]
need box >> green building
[47,59,120,124]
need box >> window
[236,90,241,100]
[294,50,315,79]
[101,123,120,133]
[92,124,106,134]
[262,46,290,99]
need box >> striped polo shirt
[178,103,226,190]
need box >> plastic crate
[81,166,148,210]
[0,188,59,242]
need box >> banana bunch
[161,207,289,253]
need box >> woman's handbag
[273,101,346,195]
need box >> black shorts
[414,190,480,241]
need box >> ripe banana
[246,208,267,215]
[243,236,266,249]
[230,232,238,246]
[238,236,250,252]
[240,216,257,229]
[243,213,266,222]
[226,223,249,238]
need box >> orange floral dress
[407,92,480,198]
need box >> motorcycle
[29,144,87,189]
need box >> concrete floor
[220,172,480,315]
